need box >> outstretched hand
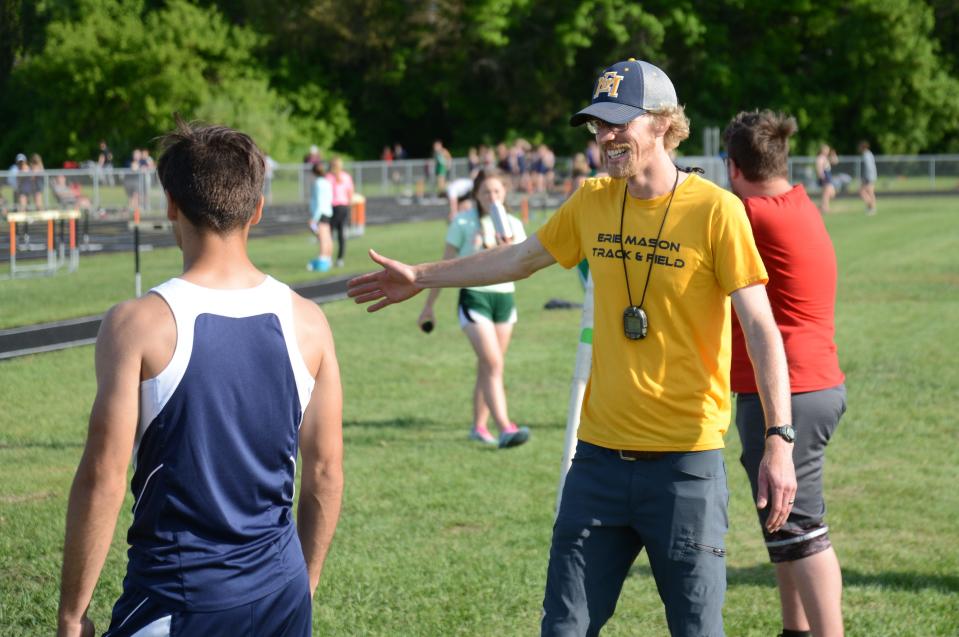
[347,249,422,312]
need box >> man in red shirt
[724,110,847,637]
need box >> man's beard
[602,138,655,179]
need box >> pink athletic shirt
[328,171,354,207]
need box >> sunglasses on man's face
[585,118,632,135]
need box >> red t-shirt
[731,185,844,393]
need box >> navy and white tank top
[126,276,315,611]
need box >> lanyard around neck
[618,168,680,309]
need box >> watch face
[768,426,795,442]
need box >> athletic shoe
[336,259,345,268]
[308,257,332,272]
[498,426,530,449]
[468,428,497,445]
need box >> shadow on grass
[344,416,437,430]
[628,562,959,593]
[344,417,565,432]
[727,564,959,593]
[0,440,84,450]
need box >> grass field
[1,196,957,635]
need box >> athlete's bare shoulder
[290,291,336,378]
[98,293,176,380]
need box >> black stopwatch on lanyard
[619,166,683,340]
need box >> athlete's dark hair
[156,114,265,233]
[723,110,797,182]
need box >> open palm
[347,250,422,312]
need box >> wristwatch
[765,425,796,443]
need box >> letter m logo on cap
[593,71,624,99]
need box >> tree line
[1,0,957,165]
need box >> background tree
[0,0,348,163]
[2,0,958,164]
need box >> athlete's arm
[348,234,556,313]
[293,297,344,597]
[731,283,796,533]
[58,301,149,637]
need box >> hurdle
[6,209,82,278]
[350,193,366,236]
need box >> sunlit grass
[1,195,957,635]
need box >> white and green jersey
[446,207,527,294]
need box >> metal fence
[3,154,958,216]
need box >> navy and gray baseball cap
[569,59,678,127]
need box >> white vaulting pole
[555,272,594,518]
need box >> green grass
[1,196,958,635]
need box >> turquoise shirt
[445,207,527,294]
[310,177,333,222]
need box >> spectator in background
[31,154,46,196]
[26,154,46,210]
[304,145,323,167]
[585,140,601,176]
[327,156,354,268]
[381,145,394,163]
[433,140,451,196]
[139,149,156,171]
[445,176,474,221]
[124,149,142,213]
[570,152,590,192]
[14,154,35,211]
[7,153,25,199]
[815,144,836,213]
[52,174,92,211]
[508,142,525,192]
[496,143,511,174]
[263,152,279,204]
[858,141,877,215]
[309,162,334,272]
[139,149,156,206]
[302,145,324,199]
[478,144,496,173]
[514,139,532,192]
[467,147,480,177]
[389,144,406,187]
[97,140,114,185]
[532,144,555,193]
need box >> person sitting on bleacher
[51,174,92,211]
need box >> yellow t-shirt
[537,174,767,451]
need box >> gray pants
[542,442,728,637]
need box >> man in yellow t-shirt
[348,59,796,637]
